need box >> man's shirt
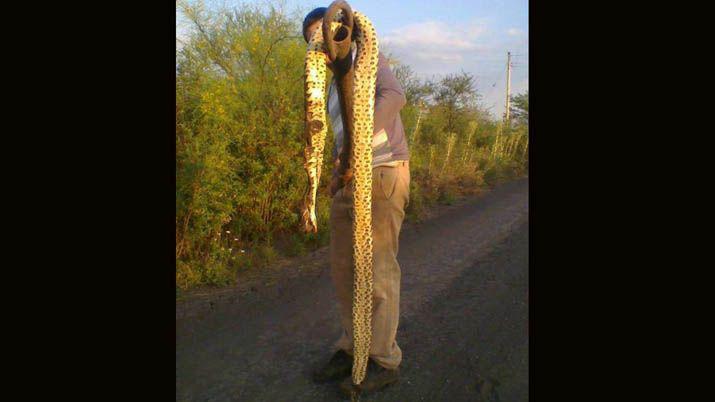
[328,51,410,169]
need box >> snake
[300,0,379,389]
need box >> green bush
[285,234,308,257]
[253,244,279,268]
[175,1,528,290]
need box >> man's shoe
[313,350,353,383]
[339,358,399,397]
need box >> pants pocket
[377,168,398,201]
[401,166,411,208]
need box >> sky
[177,0,528,120]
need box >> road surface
[176,177,528,401]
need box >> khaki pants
[329,161,410,370]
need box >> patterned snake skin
[301,1,379,388]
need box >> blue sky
[177,0,528,119]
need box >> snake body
[302,20,330,234]
[301,1,379,387]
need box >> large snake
[301,0,379,390]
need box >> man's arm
[373,52,407,135]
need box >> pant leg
[329,163,411,368]
[368,163,409,369]
[329,186,357,354]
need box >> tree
[428,71,479,136]
[510,91,528,126]
[391,61,432,106]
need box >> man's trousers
[329,161,410,370]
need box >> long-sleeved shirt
[328,51,409,170]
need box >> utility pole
[504,51,512,124]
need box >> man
[302,6,411,397]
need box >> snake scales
[301,0,379,388]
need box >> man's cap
[302,7,327,42]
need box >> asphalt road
[176,177,528,401]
